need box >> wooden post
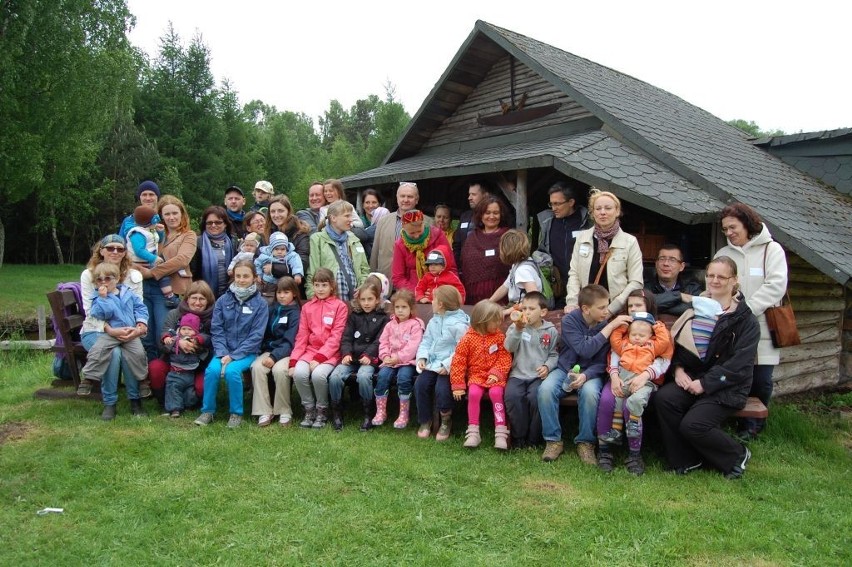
[37,305,46,341]
[515,169,528,233]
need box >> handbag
[763,245,801,348]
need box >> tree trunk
[0,215,5,268]
[50,205,65,264]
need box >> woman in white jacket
[564,189,643,316]
[715,202,788,439]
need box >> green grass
[1,350,851,565]
[0,264,84,321]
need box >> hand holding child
[610,374,624,397]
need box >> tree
[728,119,786,139]
[362,83,411,169]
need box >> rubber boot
[372,395,388,426]
[331,402,344,432]
[494,425,510,451]
[463,424,481,448]
[312,406,328,428]
[435,411,452,441]
[360,400,372,432]
[393,397,410,429]
[300,405,316,428]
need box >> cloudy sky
[127,0,851,134]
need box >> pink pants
[468,383,506,426]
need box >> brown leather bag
[763,246,801,348]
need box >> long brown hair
[87,236,132,282]
[157,195,190,234]
[265,194,310,239]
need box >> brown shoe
[576,442,598,465]
[541,441,564,462]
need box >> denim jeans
[538,368,603,444]
[375,365,416,398]
[414,370,453,424]
[81,331,142,406]
[143,278,170,361]
[328,363,376,404]
[202,355,256,415]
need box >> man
[370,181,429,279]
[645,244,703,316]
[452,181,490,267]
[249,180,274,213]
[536,181,591,292]
[296,181,325,232]
[224,185,247,238]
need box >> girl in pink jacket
[373,289,425,429]
[289,268,349,428]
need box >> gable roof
[344,21,852,285]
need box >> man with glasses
[370,181,429,279]
[645,244,703,316]
[536,181,591,302]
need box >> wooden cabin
[343,20,852,395]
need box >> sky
[126,0,852,135]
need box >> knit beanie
[268,231,289,251]
[133,205,156,226]
[136,180,160,199]
[178,313,202,334]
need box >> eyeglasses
[705,274,733,281]
[399,182,418,188]
[656,256,683,264]
[206,220,224,227]
[95,276,116,283]
[103,246,125,253]
[548,200,567,208]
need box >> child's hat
[370,206,390,223]
[178,313,201,333]
[268,231,289,251]
[242,232,261,246]
[631,311,656,325]
[425,250,446,266]
[254,180,274,195]
[136,180,160,199]
[133,205,156,226]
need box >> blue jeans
[328,363,376,404]
[537,368,603,444]
[202,355,256,415]
[414,370,453,424]
[143,278,170,361]
[81,331,141,406]
[375,365,416,398]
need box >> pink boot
[394,398,410,429]
[372,395,388,426]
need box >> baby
[254,231,304,285]
[227,232,262,277]
[126,205,175,307]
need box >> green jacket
[307,229,370,299]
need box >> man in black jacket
[645,244,703,316]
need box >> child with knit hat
[163,312,210,417]
[227,232,262,277]
[254,231,304,303]
[126,204,178,308]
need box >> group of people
[72,177,788,480]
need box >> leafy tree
[362,83,411,169]
[728,119,785,139]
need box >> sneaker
[194,412,214,426]
[625,451,645,476]
[164,294,180,309]
[170,410,181,418]
[598,449,614,473]
[674,462,703,475]
[725,447,752,480]
[541,441,564,462]
[598,428,622,445]
[227,414,242,428]
[625,419,641,439]
[138,380,152,399]
[279,415,292,427]
[77,379,93,396]
[576,442,597,466]
[417,423,431,439]
[258,414,272,427]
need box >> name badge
[579,243,591,258]
[355,245,365,254]
[521,332,532,342]
[242,306,252,314]
[485,249,495,257]
[749,267,764,277]
[354,331,362,338]
[460,222,469,229]
[323,316,333,325]
[488,344,498,354]
[278,316,288,325]
[572,231,583,238]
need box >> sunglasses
[103,246,125,253]
[96,276,116,283]
[206,220,225,227]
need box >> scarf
[593,220,621,264]
[201,231,233,296]
[226,209,244,226]
[326,224,356,301]
[401,225,431,280]
[229,282,257,303]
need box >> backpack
[512,254,555,310]
[532,250,564,301]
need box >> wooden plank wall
[422,55,593,149]
[774,252,845,395]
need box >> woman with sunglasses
[190,206,239,299]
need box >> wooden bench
[559,394,768,419]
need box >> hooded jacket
[88,285,149,329]
[289,296,349,366]
[210,287,267,360]
[415,308,470,372]
[505,320,559,379]
[378,315,425,367]
[306,229,370,299]
[340,308,390,364]
[263,302,301,362]
[414,249,466,303]
[450,328,513,390]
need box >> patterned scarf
[201,231,233,297]
[229,282,257,303]
[593,219,621,264]
[401,225,431,280]
[326,224,356,301]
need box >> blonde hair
[588,188,622,216]
[87,238,131,282]
[470,300,503,334]
[499,229,531,265]
[432,285,462,312]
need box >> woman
[355,188,388,259]
[76,235,147,415]
[243,211,267,243]
[319,178,364,230]
[358,188,383,228]
[307,200,369,300]
[655,256,759,479]
[392,209,456,293]
[459,196,510,304]
[138,195,197,361]
[147,280,216,408]
[565,189,643,316]
[190,206,238,299]
[433,203,455,244]
[265,195,311,280]
[715,202,788,439]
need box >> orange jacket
[450,329,512,390]
[610,321,673,375]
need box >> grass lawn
[0,264,84,325]
[1,349,851,565]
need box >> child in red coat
[450,300,513,450]
[415,249,466,304]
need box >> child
[365,272,391,310]
[450,300,513,450]
[596,290,673,475]
[289,267,349,428]
[328,280,389,431]
[163,313,209,417]
[488,229,544,313]
[250,277,302,427]
[79,262,150,420]
[415,249,466,304]
[250,180,274,213]
[414,285,470,441]
[195,259,267,428]
[255,232,305,302]
[374,289,424,430]
[126,205,177,307]
[504,291,559,449]
[227,232,262,277]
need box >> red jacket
[450,329,512,391]
[289,296,348,366]
[392,230,456,292]
[415,269,466,303]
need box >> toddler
[255,231,304,303]
[163,313,209,417]
[415,249,466,304]
[227,232,262,276]
[374,289,424,430]
[451,300,513,450]
[126,205,176,307]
